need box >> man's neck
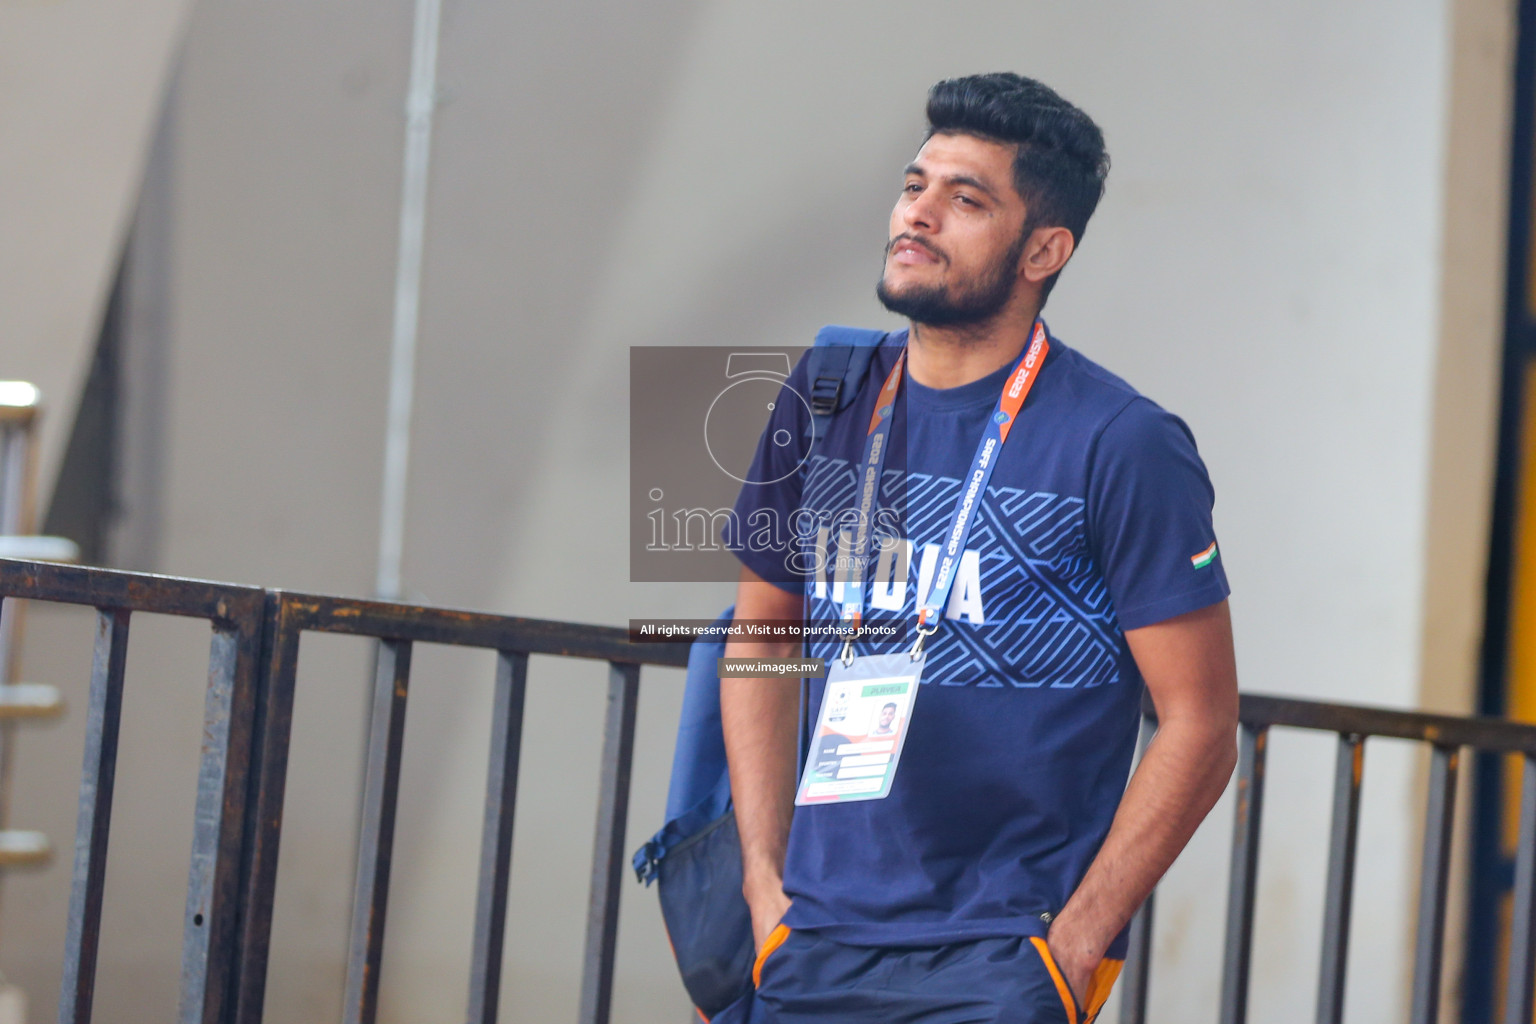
[905,300,1043,390]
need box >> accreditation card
[794,652,924,805]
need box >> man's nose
[902,191,938,233]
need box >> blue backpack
[632,326,890,1018]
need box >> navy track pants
[709,926,1120,1024]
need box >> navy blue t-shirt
[730,326,1230,955]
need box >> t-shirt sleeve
[1086,397,1230,631]
[730,354,814,594]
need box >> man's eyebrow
[902,165,1001,201]
[942,173,1001,200]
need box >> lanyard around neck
[835,321,1051,654]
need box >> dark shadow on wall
[44,256,123,566]
[42,68,175,573]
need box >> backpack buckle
[810,374,841,417]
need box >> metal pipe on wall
[374,0,443,602]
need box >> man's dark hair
[925,73,1109,298]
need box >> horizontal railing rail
[7,556,1536,1024]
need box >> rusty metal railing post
[467,650,529,1024]
[1409,744,1458,1024]
[343,638,413,1024]
[1219,723,1268,1024]
[58,607,130,1024]
[1119,713,1158,1024]
[578,661,641,1024]
[178,604,267,1024]
[1316,733,1366,1024]
[229,592,300,1024]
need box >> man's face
[879,704,896,728]
[877,132,1031,327]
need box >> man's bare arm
[721,565,804,950]
[1047,600,1239,1006]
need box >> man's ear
[1020,226,1076,285]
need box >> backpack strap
[806,325,891,442]
[800,326,890,761]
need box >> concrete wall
[0,0,195,496]
[1,0,1515,1021]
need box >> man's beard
[876,229,1029,327]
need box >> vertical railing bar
[1504,754,1536,1024]
[1219,723,1268,1024]
[1408,744,1458,1024]
[230,595,302,1024]
[1316,732,1366,1024]
[342,638,414,1024]
[1120,890,1155,1024]
[58,607,131,1024]
[467,650,530,1024]
[577,662,641,1024]
[179,607,264,1024]
[1119,712,1158,1024]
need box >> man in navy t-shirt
[720,73,1238,1024]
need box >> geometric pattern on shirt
[799,454,1122,689]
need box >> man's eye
[955,194,978,207]
[903,182,923,195]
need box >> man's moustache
[887,234,946,262]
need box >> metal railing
[10,555,1536,1024]
[9,561,267,1024]
[1120,694,1536,1024]
[0,559,688,1024]
[234,591,687,1024]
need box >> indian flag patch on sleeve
[1190,542,1219,569]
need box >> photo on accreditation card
[796,666,917,805]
